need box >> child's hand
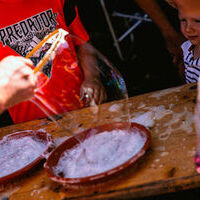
[80,78,107,107]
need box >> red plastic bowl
[0,130,53,184]
[44,122,151,187]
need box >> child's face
[175,0,200,46]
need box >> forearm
[0,85,9,114]
[77,43,107,105]
[135,0,176,34]
[77,43,100,80]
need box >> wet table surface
[0,83,200,200]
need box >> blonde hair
[165,0,177,8]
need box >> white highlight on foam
[158,106,194,140]
[54,136,69,147]
[109,104,122,112]
[149,86,182,100]
[0,136,47,178]
[130,105,172,128]
[54,128,146,178]
[131,111,154,128]
[130,104,194,141]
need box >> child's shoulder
[181,40,192,52]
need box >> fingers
[93,86,107,105]
[11,58,36,88]
[80,78,108,107]
[1,56,36,104]
[14,56,33,65]
[0,56,34,79]
[93,88,99,104]
[2,56,33,67]
[81,85,107,107]
[100,87,107,104]
[80,87,95,107]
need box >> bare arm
[135,0,178,36]
[77,43,107,106]
[135,0,185,82]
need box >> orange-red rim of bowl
[0,130,53,184]
[44,122,151,185]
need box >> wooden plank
[0,83,200,200]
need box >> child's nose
[185,22,194,33]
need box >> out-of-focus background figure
[172,0,200,83]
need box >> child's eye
[194,19,200,23]
[180,19,186,22]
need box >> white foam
[130,104,193,141]
[160,152,169,157]
[0,136,47,178]
[130,105,172,128]
[158,106,194,140]
[149,86,182,100]
[109,104,122,112]
[54,136,69,147]
[54,128,146,178]
[137,102,146,109]
[155,146,165,151]
[131,111,154,128]
[146,105,172,120]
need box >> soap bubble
[27,29,130,136]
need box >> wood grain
[0,83,199,200]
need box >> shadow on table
[139,188,200,200]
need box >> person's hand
[168,43,186,83]
[162,30,186,82]
[162,30,185,64]
[80,78,107,107]
[77,43,107,107]
[0,56,36,111]
[175,55,185,83]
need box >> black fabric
[0,110,13,128]
[63,0,77,27]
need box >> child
[0,0,106,123]
[168,0,200,83]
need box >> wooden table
[0,83,200,200]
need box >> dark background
[0,0,184,128]
[77,0,183,98]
